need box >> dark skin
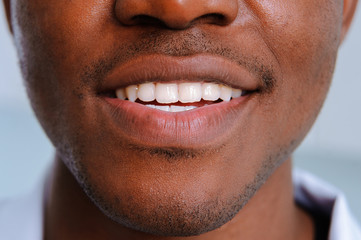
[3,0,358,239]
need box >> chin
[68,154,271,237]
[85,184,244,237]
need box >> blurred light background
[1,4,360,223]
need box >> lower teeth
[145,104,198,112]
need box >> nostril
[130,15,168,28]
[129,13,228,29]
[192,13,228,26]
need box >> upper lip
[100,54,261,92]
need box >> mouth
[105,81,250,112]
[97,54,261,147]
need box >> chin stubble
[65,147,286,237]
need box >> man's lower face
[11,0,342,236]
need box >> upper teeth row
[116,82,243,103]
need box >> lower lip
[101,96,252,148]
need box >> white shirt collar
[294,169,361,240]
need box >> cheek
[14,0,114,82]
[250,0,342,142]
[249,0,342,75]
[12,0,114,146]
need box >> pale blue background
[1,4,360,222]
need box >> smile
[115,81,246,112]
[99,54,261,147]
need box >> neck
[44,155,313,240]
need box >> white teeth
[125,85,138,102]
[185,106,197,111]
[220,85,232,101]
[154,105,170,112]
[170,105,197,112]
[116,88,126,100]
[145,104,156,109]
[155,83,178,104]
[170,106,185,112]
[232,89,242,99]
[117,82,246,106]
[178,83,202,103]
[202,83,220,101]
[138,83,155,102]
[145,104,198,112]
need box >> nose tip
[115,0,238,29]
